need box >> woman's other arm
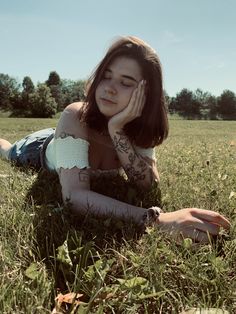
[108,81,159,189]
[59,166,147,224]
[108,127,159,189]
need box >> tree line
[0,71,236,119]
[0,71,85,118]
[167,88,236,120]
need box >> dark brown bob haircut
[81,36,169,148]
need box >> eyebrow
[105,69,138,83]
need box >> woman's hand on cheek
[157,208,231,244]
[108,80,146,132]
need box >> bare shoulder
[55,102,88,139]
[62,102,85,120]
[64,102,84,114]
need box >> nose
[104,80,117,95]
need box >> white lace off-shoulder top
[45,136,156,173]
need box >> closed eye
[102,70,136,87]
[121,81,133,87]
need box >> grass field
[0,117,236,313]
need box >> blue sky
[1,0,235,96]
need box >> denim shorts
[9,128,55,171]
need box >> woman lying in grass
[0,36,230,243]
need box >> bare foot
[0,139,12,160]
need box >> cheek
[95,83,102,100]
[122,88,135,105]
[96,82,102,94]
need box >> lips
[100,97,116,105]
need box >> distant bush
[29,84,57,118]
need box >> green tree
[29,83,57,118]
[168,96,176,114]
[169,88,201,119]
[22,76,34,93]
[194,89,217,120]
[45,71,63,111]
[21,76,35,110]
[0,73,20,109]
[46,71,61,86]
[60,79,86,110]
[207,95,218,120]
[49,84,65,111]
[164,90,170,112]
[217,90,236,120]
[70,79,86,102]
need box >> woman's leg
[0,139,12,160]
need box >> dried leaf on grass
[51,292,84,314]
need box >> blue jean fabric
[9,128,55,171]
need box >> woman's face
[95,56,143,118]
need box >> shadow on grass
[19,169,236,313]
[24,170,162,292]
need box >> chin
[97,105,115,118]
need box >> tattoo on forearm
[113,131,131,153]
[128,152,136,164]
[112,131,154,184]
[124,164,146,181]
[126,156,148,181]
[137,158,147,170]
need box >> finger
[135,81,145,115]
[138,84,146,111]
[128,83,142,117]
[190,208,231,229]
[135,81,143,107]
[126,88,138,114]
[186,216,220,235]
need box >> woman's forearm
[68,189,147,224]
[108,127,156,188]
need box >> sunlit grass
[0,117,236,313]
